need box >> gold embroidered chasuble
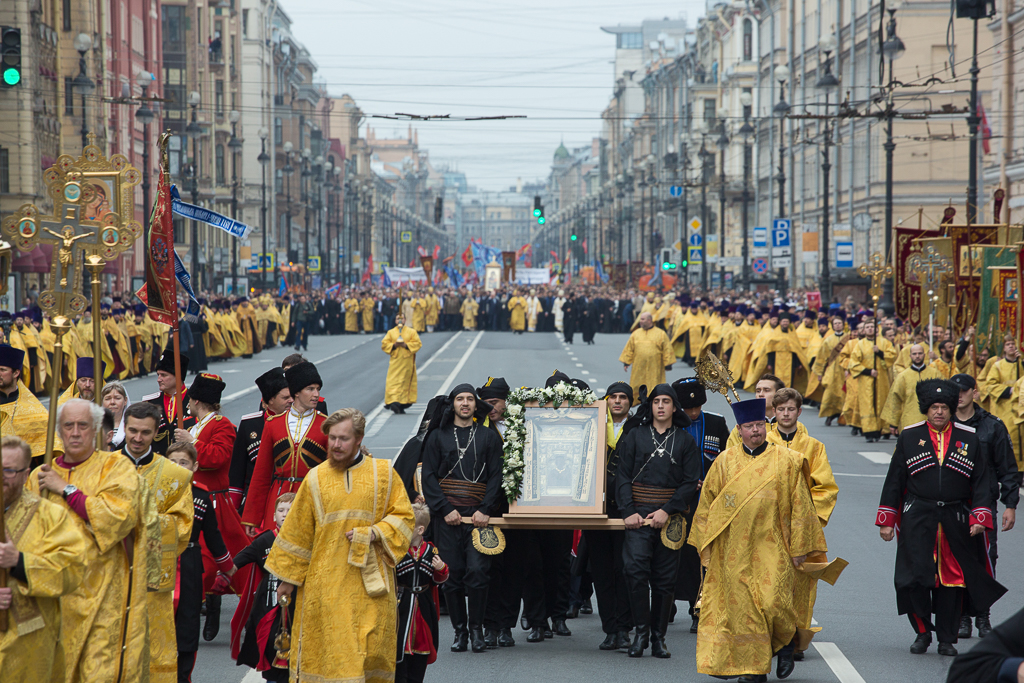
[0,490,88,682]
[265,456,415,683]
[688,442,826,677]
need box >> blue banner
[173,250,201,322]
[169,185,253,239]
[444,264,464,287]
[278,275,288,297]
[381,265,392,288]
[470,242,501,279]
[593,259,609,283]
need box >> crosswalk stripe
[857,451,892,465]
[813,642,867,683]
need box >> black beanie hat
[604,381,633,405]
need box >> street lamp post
[715,117,730,289]
[228,110,242,295]
[257,128,270,292]
[73,33,94,150]
[817,35,840,301]
[773,64,791,290]
[738,92,755,290]
[302,147,312,285]
[135,71,155,251]
[881,0,906,310]
[698,130,712,291]
[283,142,294,281]
[185,90,202,290]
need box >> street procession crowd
[2,278,1024,683]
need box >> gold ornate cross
[907,245,953,294]
[858,251,894,304]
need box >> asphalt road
[178,328,1024,683]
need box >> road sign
[262,253,274,270]
[669,186,683,198]
[308,256,321,272]
[672,240,683,252]
[688,233,703,246]
[400,231,412,243]
[689,217,702,232]
[720,256,744,266]
[774,256,793,268]
[772,218,792,248]
[753,226,768,248]
[751,247,769,258]
[836,242,854,268]
[688,246,703,263]
[752,257,769,274]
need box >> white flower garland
[501,381,598,503]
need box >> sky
[289,0,707,192]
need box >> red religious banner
[894,226,937,327]
[996,268,1019,341]
[420,255,434,284]
[948,224,1000,329]
[806,291,822,310]
[146,164,177,326]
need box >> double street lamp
[773,64,791,289]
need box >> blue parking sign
[772,219,791,248]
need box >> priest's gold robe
[743,326,811,393]
[728,321,760,387]
[880,364,946,431]
[698,314,728,357]
[344,297,360,334]
[507,296,527,331]
[848,336,897,433]
[840,338,861,428]
[767,422,839,648]
[689,442,827,677]
[526,296,541,331]
[382,324,423,406]
[461,297,478,329]
[425,293,441,327]
[9,323,47,393]
[812,333,849,418]
[265,456,414,683]
[987,357,1024,468]
[136,455,194,683]
[361,296,375,331]
[412,297,427,332]
[101,316,134,379]
[670,310,708,360]
[73,318,115,379]
[801,328,826,402]
[0,381,62,462]
[202,307,229,358]
[28,449,152,683]
[630,297,657,331]
[0,490,88,683]
[235,303,260,355]
[219,312,247,357]
[619,326,675,404]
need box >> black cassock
[229,410,266,514]
[876,421,1006,619]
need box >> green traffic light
[681,260,688,268]
[538,217,546,224]
[570,234,577,241]
[662,262,676,270]
[533,208,541,217]
[2,68,19,86]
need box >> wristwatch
[62,484,78,500]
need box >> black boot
[526,626,545,643]
[580,598,593,615]
[650,593,672,659]
[468,587,489,653]
[825,415,835,426]
[599,632,618,650]
[470,627,487,653]
[910,632,931,654]
[448,592,469,652]
[552,618,572,636]
[958,616,973,639]
[690,615,699,634]
[483,628,498,648]
[203,594,221,642]
[497,628,516,647]
[776,638,796,679]
[542,619,553,639]
[977,615,993,638]
[628,627,650,658]
[615,630,632,649]
[627,587,651,657]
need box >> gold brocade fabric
[728,322,760,387]
[689,443,826,677]
[412,298,427,332]
[382,325,422,405]
[265,457,414,683]
[101,316,134,379]
[507,296,526,331]
[987,358,1023,468]
[461,298,478,329]
[27,449,151,683]
[361,297,375,331]
[743,326,812,393]
[0,490,88,683]
[425,294,440,326]
[619,327,676,405]
[881,365,947,430]
[345,297,360,332]
[848,337,897,433]
[9,323,47,391]
[812,334,849,419]
[0,381,63,461]
[138,455,193,682]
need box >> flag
[444,264,464,287]
[470,242,501,279]
[516,244,533,268]
[550,250,559,263]
[325,282,342,297]
[146,165,177,326]
[979,102,992,155]
[169,185,253,239]
[417,246,429,258]
[362,254,374,284]
[581,239,588,255]
[648,264,663,289]
[462,246,473,266]
[432,245,440,260]
[278,274,288,297]
[381,265,392,288]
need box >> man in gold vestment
[812,317,848,424]
[461,295,479,330]
[268,408,414,683]
[848,319,897,443]
[0,435,88,682]
[689,397,827,682]
[984,337,1024,469]
[382,313,423,414]
[881,344,946,432]
[28,398,152,683]
[620,312,675,405]
[120,402,193,683]
[507,290,527,333]
[425,287,441,332]
[743,312,811,394]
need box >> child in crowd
[396,502,449,683]
[168,442,235,683]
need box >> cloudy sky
[289,0,706,192]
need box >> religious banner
[978,246,1018,351]
[894,226,938,327]
[911,237,954,328]
[949,224,1000,331]
[146,162,177,326]
[419,255,434,284]
[501,250,516,283]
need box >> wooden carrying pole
[172,326,184,430]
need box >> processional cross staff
[858,252,894,415]
[907,245,954,353]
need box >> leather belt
[398,585,429,595]
[273,476,304,483]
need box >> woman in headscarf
[102,381,131,450]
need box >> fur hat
[672,377,707,409]
[916,378,959,415]
[156,349,189,376]
[0,345,24,371]
[285,361,322,396]
[477,376,510,401]
[189,373,226,405]
[255,367,289,403]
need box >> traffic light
[570,232,578,242]
[660,247,676,270]
[1,27,21,88]
[434,196,443,224]
[533,195,542,217]
[681,258,689,268]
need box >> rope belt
[631,484,675,507]
[440,479,487,507]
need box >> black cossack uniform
[229,410,266,513]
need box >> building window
[0,146,8,193]
[64,77,74,114]
[299,115,305,149]
[275,168,283,193]
[275,117,283,145]
[743,19,753,61]
[62,0,71,30]
[216,144,225,185]
[618,32,642,49]
[172,216,185,243]
[704,99,716,126]
[242,9,249,37]
[215,80,224,115]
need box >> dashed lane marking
[408,330,485,438]
[858,451,892,465]
[813,642,867,683]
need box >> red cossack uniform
[241,409,328,532]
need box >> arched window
[743,19,753,61]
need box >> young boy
[396,502,449,683]
[168,442,235,683]
[223,492,296,682]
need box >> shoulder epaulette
[265,412,284,422]
[142,391,161,401]
[240,411,263,421]
[212,415,224,421]
[905,420,926,429]
[954,422,976,433]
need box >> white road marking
[581,370,590,375]
[834,472,886,478]
[858,451,892,465]
[242,670,264,683]
[813,642,867,683]
[575,363,583,367]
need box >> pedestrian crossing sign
[688,246,703,263]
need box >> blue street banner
[278,275,288,296]
[173,250,201,322]
[170,185,254,239]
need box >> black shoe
[580,598,593,615]
[452,630,469,652]
[825,416,835,427]
[938,642,958,656]
[910,632,931,654]
[627,630,649,658]
[543,621,553,639]
[669,602,677,624]
[690,616,699,634]
[526,626,545,643]
[470,627,487,653]
[651,634,671,659]
[615,630,632,649]
[959,616,973,639]
[567,605,580,619]
[483,629,498,648]
[738,676,768,683]
[552,618,572,636]
[776,641,795,679]
[977,615,993,638]
[599,633,618,650]
[521,616,529,631]
[497,628,515,647]
[793,650,805,661]
[203,595,221,642]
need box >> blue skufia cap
[731,398,765,426]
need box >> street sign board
[688,246,703,263]
[751,247,769,258]
[751,258,769,274]
[774,256,793,268]
[772,219,792,248]
[400,231,412,243]
[669,186,683,198]
[673,240,683,252]
[689,217,702,232]
[308,256,322,272]
[753,226,768,248]
[836,242,854,268]
[688,233,703,246]
[720,256,744,266]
